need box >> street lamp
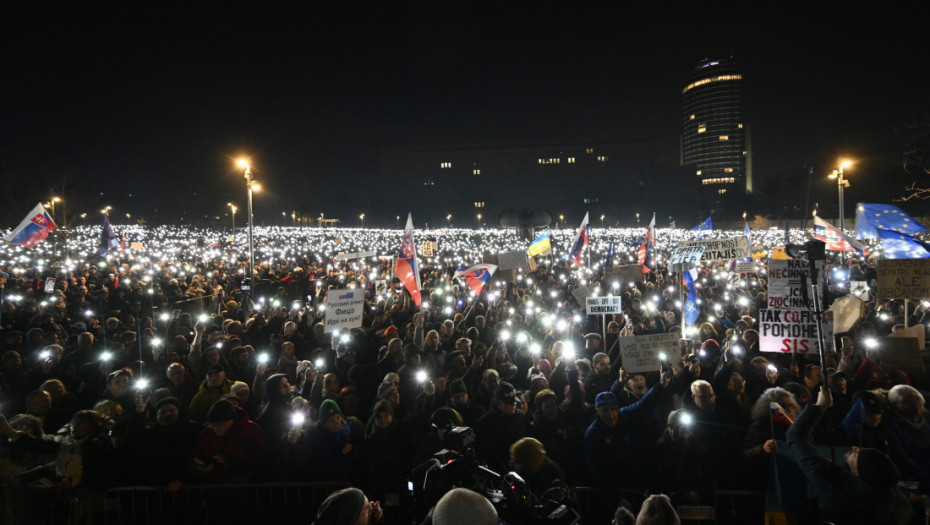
[359,213,365,228]
[228,203,237,237]
[237,159,257,298]
[636,212,640,226]
[477,213,482,227]
[292,211,297,226]
[396,215,400,229]
[828,160,852,266]
[447,214,452,225]
[600,214,605,227]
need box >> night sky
[3,3,928,226]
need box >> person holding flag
[394,213,422,306]
[636,213,656,273]
[99,211,120,257]
[691,216,712,239]
[3,203,57,249]
[568,212,590,267]
[527,230,551,257]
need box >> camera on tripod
[785,240,826,261]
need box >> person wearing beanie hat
[312,487,382,525]
[191,399,263,484]
[188,363,233,423]
[787,385,911,524]
[255,374,292,480]
[447,378,486,427]
[307,398,357,482]
[432,488,497,525]
[474,381,526,472]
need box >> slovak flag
[637,213,656,272]
[814,216,867,254]
[3,203,57,249]
[770,402,794,424]
[394,213,422,306]
[452,263,498,295]
[569,212,590,267]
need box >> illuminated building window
[538,158,561,165]
[696,170,702,175]
[424,179,435,186]
[690,114,695,120]
[738,123,743,129]
[568,157,575,163]
[473,169,480,175]
[474,202,485,208]
[586,148,594,154]
[597,156,607,162]
[697,126,706,133]
[583,197,600,204]
[718,189,727,194]
[701,177,736,185]
[719,135,729,141]
[681,74,743,94]
[724,168,733,173]
[440,162,452,168]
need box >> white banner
[333,250,376,262]
[586,296,623,315]
[767,258,825,310]
[669,245,706,266]
[617,332,679,373]
[324,288,365,333]
[676,237,750,261]
[758,309,833,354]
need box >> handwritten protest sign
[324,288,365,333]
[758,309,833,354]
[767,258,825,310]
[585,296,622,315]
[876,259,930,300]
[616,333,679,373]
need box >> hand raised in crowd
[816,384,833,409]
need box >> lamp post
[228,203,237,238]
[828,160,852,266]
[477,213,482,228]
[237,159,256,298]
[359,213,365,228]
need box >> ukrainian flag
[527,230,551,256]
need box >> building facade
[681,57,752,195]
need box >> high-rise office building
[681,57,752,195]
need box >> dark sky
[3,3,929,224]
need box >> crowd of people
[0,222,926,523]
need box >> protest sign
[880,337,925,376]
[829,295,864,334]
[333,250,377,262]
[669,245,705,266]
[607,264,643,286]
[735,261,757,274]
[498,249,529,271]
[585,296,622,315]
[44,278,56,293]
[421,241,437,257]
[130,242,144,251]
[571,285,592,305]
[849,281,870,301]
[876,259,930,300]
[890,324,926,351]
[676,237,750,261]
[324,288,365,333]
[767,258,825,310]
[758,308,833,354]
[616,332,679,373]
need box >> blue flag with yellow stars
[855,203,927,239]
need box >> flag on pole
[637,213,656,272]
[394,213,422,306]
[855,203,928,239]
[98,213,120,257]
[875,229,930,259]
[3,203,57,249]
[604,239,615,270]
[452,263,498,295]
[771,402,794,424]
[568,212,590,267]
[691,216,712,238]
[527,230,552,257]
[683,268,700,325]
[814,216,867,254]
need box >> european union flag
[604,239,614,270]
[683,268,700,325]
[855,203,927,239]
[876,229,930,259]
[690,216,712,238]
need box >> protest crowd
[0,214,929,524]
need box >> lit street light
[237,158,257,298]
[477,213,482,227]
[600,214,605,227]
[359,213,365,228]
